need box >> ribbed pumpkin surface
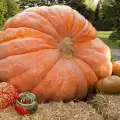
[0,5,112,101]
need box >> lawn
[97,31,119,48]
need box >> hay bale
[91,94,120,120]
[0,101,103,120]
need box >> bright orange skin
[112,61,120,76]
[0,5,112,101]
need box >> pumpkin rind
[96,76,120,94]
[0,5,112,101]
[112,61,120,76]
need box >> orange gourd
[0,5,112,101]
[95,75,120,94]
[112,61,120,76]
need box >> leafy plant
[100,0,120,40]
[0,0,20,28]
[109,31,120,40]
[0,0,8,27]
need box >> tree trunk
[94,0,101,21]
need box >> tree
[85,0,96,10]
[19,0,40,6]
[7,0,20,17]
[0,0,20,28]
[100,0,117,21]
[0,0,8,27]
[94,0,101,21]
[67,0,95,23]
[100,0,120,40]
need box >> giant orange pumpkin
[0,5,112,101]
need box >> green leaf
[110,53,114,63]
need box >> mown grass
[97,31,119,48]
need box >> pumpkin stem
[59,37,74,58]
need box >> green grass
[97,31,119,48]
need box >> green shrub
[94,20,114,31]
[0,0,20,28]
[109,30,120,40]
[0,0,8,27]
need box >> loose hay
[91,94,120,120]
[0,101,103,120]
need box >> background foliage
[0,0,20,29]
[0,0,95,29]
[100,0,120,40]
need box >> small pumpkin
[14,92,38,115]
[95,76,120,94]
[0,5,112,101]
[112,61,120,76]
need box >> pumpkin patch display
[0,5,112,101]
